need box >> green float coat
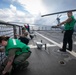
[64,16,76,30]
[5,39,30,56]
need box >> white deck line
[36,32,76,57]
[28,44,56,48]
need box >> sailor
[0,36,31,75]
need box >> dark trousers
[19,37,29,45]
[0,51,31,74]
[62,30,74,51]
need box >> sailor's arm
[2,49,18,74]
[15,34,25,37]
[57,17,72,26]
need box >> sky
[0,0,76,26]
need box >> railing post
[13,25,17,38]
[19,26,22,35]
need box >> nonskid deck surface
[1,31,76,75]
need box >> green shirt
[5,39,30,56]
[64,16,76,30]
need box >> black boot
[66,48,72,51]
[59,48,66,52]
[19,61,29,70]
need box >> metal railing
[0,21,23,65]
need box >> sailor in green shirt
[15,27,29,45]
[0,36,31,75]
[56,11,76,52]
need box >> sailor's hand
[2,70,6,75]
[57,24,60,27]
[51,26,59,28]
[2,71,10,75]
[15,34,19,36]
